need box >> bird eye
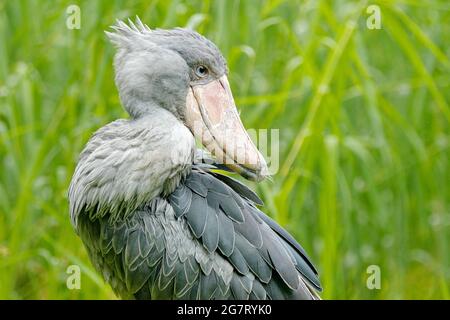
[195,65,209,78]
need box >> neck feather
[69,107,195,227]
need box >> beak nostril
[218,78,226,90]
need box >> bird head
[106,18,268,182]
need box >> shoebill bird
[69,18,322,300]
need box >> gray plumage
[69,18,321,300]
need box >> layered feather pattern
[77,165,321,300]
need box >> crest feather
[105,16,151,49]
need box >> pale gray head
[107,20,227,120]
[105,18,268,182]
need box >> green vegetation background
[0,0,449,299]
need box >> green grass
[0,0,449,299]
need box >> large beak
[185,75,268,182]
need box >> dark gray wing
[76,166,320,300]
[211,171,319,279]
[168,167,322,299]
[78,199,237,300]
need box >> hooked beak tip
[229,153,270,182]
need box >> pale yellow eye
[195,65,209,77]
